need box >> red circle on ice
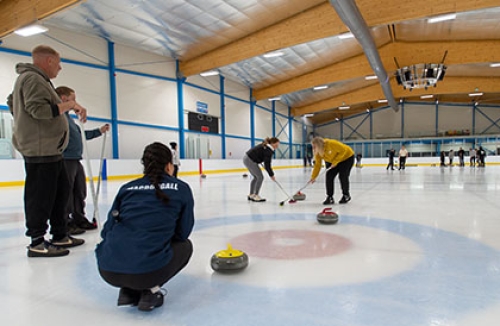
[230,230,352,259]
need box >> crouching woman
[96,142,194,311]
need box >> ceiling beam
[255,40,500,100]
[179,0,499,76]
[0,0,81,38]
[293,76,500,116]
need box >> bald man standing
[8,45,87,257]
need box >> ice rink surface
[1,165,500,326]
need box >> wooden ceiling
[1,0,499,125]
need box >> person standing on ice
[309,137,355,205]
[243,137,280,202]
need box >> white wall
[275,115,289,143]
[226,137,251,159]
[114,43,176,78]
[404,104,435,138]
[57,65,111,119]
[186,75,220,93]
[0,52,24,106]
[292,119,303,143]
[184,84,220,117]
[316,123,341,139]
[275,101,288,116]
[343,112,370,140]
[255,108,273,139]
[117,124,178,159]
[0,26,108,65]
[439,105,473,133]
[372,107,401,139]
[225,77,248,99]
[116,74,178,127]
[475,106,500,134]
[225,98,250,138]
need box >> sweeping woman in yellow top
[310,137,355,205]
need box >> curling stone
[243,173,248,178]
[293,191,306,201]
[211,243,249,272]
[317,208,339,225]
[201,174,207,179]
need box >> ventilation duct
[329,0,399,112]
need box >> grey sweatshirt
[9,63,68,161]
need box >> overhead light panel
[200,70,219,77]
[335,118,340,121]
[377,99,388,103]
[366,109,370,113]
[339,106,350,110]
[313,85,329,91]
[338,32,354,39]
[490,63,500,68]
[263,51,284,58]
[427,13,456,24]
[14,24,48,37]
[268,96,281,101]
[420,95,434,99]
[365,75,378,80]
[469,92,483,97]
[303,113,314,118]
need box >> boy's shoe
[76,219,97,230]
[51,236,85,248]
[138,289,165,312]
[68,225,86,235]
[118,288,141,306]
[252,195,266,202]
[322,196,334,205]
[339,195,351,204]
[247,194,255,201]
[27,241,70,258]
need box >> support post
[107,41,119,159]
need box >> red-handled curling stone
[317,208,339,225]
[293,191,306,201]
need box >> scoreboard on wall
[187,112,219,134]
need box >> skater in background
[386,148,395,170]
[469,148,476,167]
[56,86,110,234]
[355,153,362,168]
[170,142,180,178]
[478,146,486,167]
[96,142,194,312]
[457,147,465,167]
[398,145,408,170]
[304,143,313,167]
[440,151,446,167]
[448,149,454,166]
[310,137,354,205]
[243,137,280,202]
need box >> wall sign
[196,101,208,114]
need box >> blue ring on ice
[78,213,500,325]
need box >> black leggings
[99,239,193,290]
[325,155,354,197]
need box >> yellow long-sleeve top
[311,139,355,179]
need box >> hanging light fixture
[394,52,447,91]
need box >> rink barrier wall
[1,157,499,187]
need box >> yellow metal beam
[180,0,499,76]
[0,0,82,38]
[293,76,500,116]
[255,40,500,100]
